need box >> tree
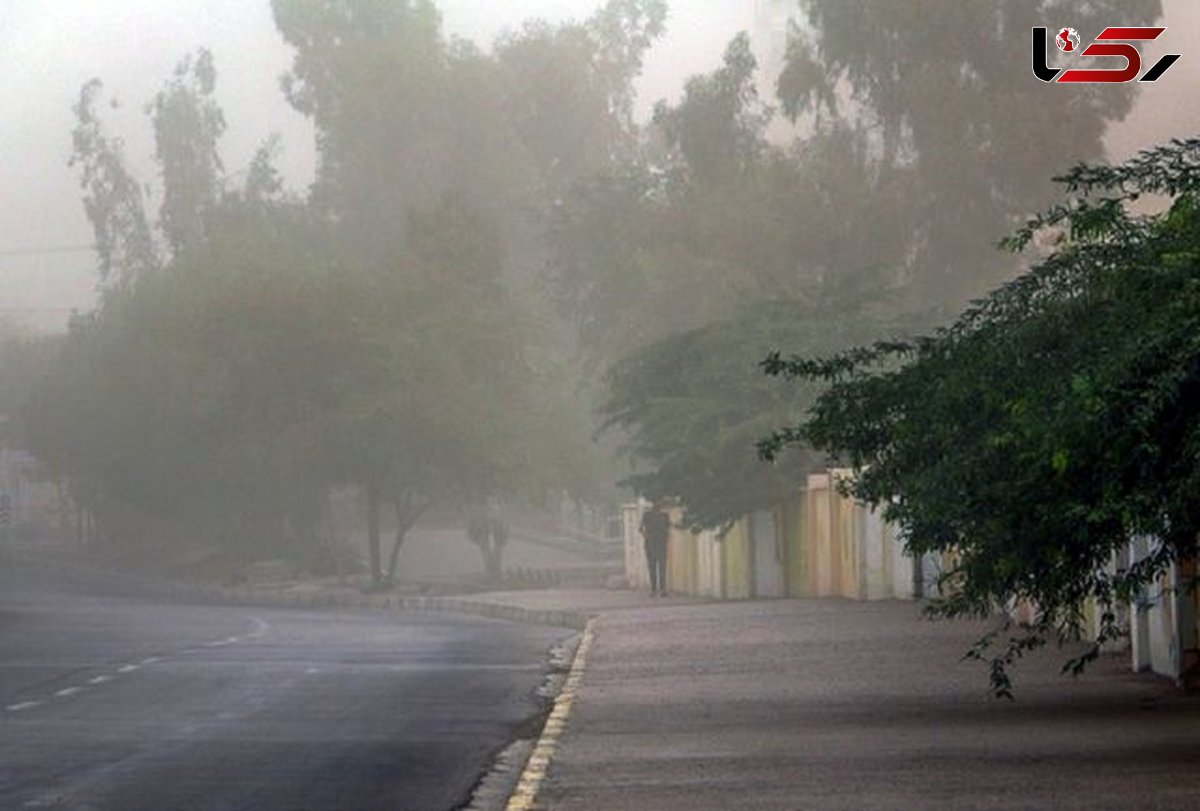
[70,80,159,288]
[778,0,1163,306]
[467,499,509,583]
[551,33,925,522]
[44,5,661,581]
[494,0,665,192]
[25,202,354,563]
[0,325,62,423]
[271,0,667,578]
[147,48,226,257]
[601,304,814,530]
[652,32,768,186]
[559,3,1165,545]
[272,0,664,269]
[321,196,552,588]
[761,139,1200,695]
[549,34,920,371]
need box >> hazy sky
[1,1,1196,332]
[0,0,758,331]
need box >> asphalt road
[0,561,566,811]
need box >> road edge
[504,617,596,811]
[3,551,595,631]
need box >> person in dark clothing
[639,501,671,596]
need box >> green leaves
[70,79,160,287]
[767,138,1200,694]
[791,0,1162,305]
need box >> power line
[0,307,83,313]
[0,244,96,258]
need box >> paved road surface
[0,561,565,811]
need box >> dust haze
[0,0,1197,595]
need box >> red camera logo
[1033,26,1180,83]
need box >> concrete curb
[2,552,594,632]
[506,617,596,811]
[177,583,594,632]
[115,572,593,632]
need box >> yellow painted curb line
[506,618,596,811]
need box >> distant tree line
[27,0,667,587]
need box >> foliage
[271,0,663,258]
[761,139,1200,695]
[494,0,665,195]
[323,196,552,585]
[25,205,346,560]
[560,1,1165,536]
[0,326,62,443]
[70,80,159,288]
[601,301,847,529]
[779,0,1163,305]
[267,0,669,579]
[33,1,676,582]
[553,35,925,522]
[146,48,226,256]
[652,32,768,185]
[549,32,924,371]
[550,36,774,368]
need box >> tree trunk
[366,485,382,587]
[385,525,405,588]
[483,543,501,582]
[486,518,508,583]
[384,492,429,588]
[55,480,69,544]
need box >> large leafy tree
[324,197,549,588]
[271,0,663,261]
[565,1,1165,529]
[25,202,349,562]
[552,35,785,368]
[602,298,908,529]
[146,48,226,257]
[761,139,1200,694]
[778,0,1163,306]
[554,35,923,520]
[41,2,669,582]
[270,0,668,569]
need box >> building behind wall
[622,474,926,602]
[623,482,1200,686]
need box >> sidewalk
[501,596,1200,811]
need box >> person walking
[639,500,671,597]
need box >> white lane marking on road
[117,664,139,673]
[54,687,83,698]
[7,701,41,712]
[88,675,113,685]
[139,656,161,665]
[305,667,320,675]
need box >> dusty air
[1,2,1198,809]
